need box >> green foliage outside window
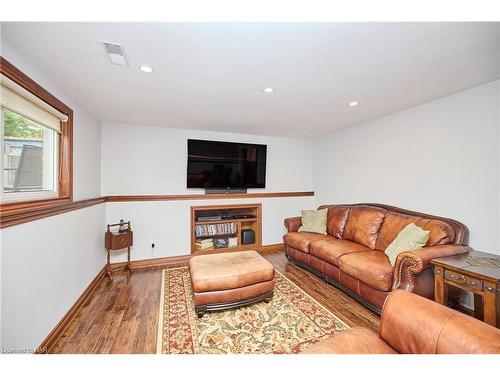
[2,108,43,140]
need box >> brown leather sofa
[302,289,500,354]
[284,203,470,313]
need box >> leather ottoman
[189,250,275,317]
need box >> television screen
[187,139,267,189]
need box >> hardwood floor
[51,250,380,353]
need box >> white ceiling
[1,22,499,138]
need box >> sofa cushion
[384,223,430,266]
[284,232,329,253]
[310,237,370,266]
[337,251,394,291]
[323,205,350,239]
[298,208,328,235]
[376,212,455,250]
[301,327,396,354]
[342,206,386,249]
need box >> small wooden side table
[431,250,500,328]
[105,221,133,280]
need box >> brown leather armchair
[283,203,470,313]
[302,290,500,354]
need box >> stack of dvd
[194,238,214,250]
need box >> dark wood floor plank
[140,269,163,354]
[90,278,133,353]
[52,277,127,353]
[108,273,146,353]
[109,267,162,353]
[50,250,380,353]
[73,277,129,354]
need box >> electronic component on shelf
[196,213,256,221]
[227,214,256,219]
[196,215,222,221]
[241,229,255,245]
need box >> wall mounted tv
[187,139,267,192]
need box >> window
[1,108,58,200]
[0,57,73,213]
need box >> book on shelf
[195,238,214,250]
[213,238,228,248]
[195,238,213,245]
[194,222,237,237]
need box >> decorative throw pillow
[298,208,328,235]
[385,223,430,266]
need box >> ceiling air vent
[101,41,128,66]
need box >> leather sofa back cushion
[325,206,350,238]
[376,212,455,250]
[342,206,386,249]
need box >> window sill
[1,191,59,203]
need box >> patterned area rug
[156,266,349,354]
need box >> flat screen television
[187,139,267,190]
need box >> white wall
[313,80,500,253]
[0,37,104,350]
[1,38,101,200]
[102,123,314,261]
[106,197,313,261]
[101,124,312,195]
[1,205,105,350]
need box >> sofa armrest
[284,216,302,233]
[392,244,471,291]
[380,289,500,353]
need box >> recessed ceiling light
[139,65,154,73]
[349,101,359,107]
[263,87,275,94]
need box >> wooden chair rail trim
[105,191,314,202]
[0,192,313,228]
[39,244,283,353]
[0,197,106,228]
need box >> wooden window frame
[0,56,73,218]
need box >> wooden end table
[431,250,500,328]
[105,221,133,280]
